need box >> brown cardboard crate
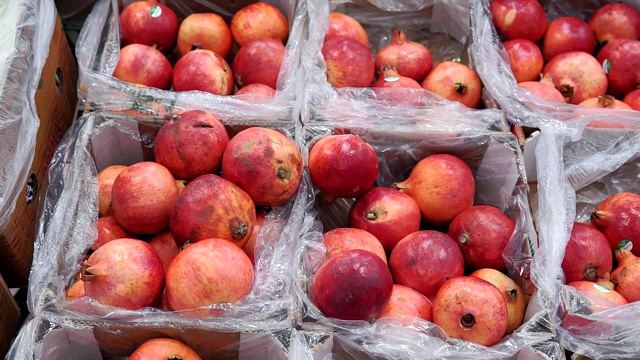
[0,275,20,358]
[0,13,78,288]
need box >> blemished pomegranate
[374,29,433,83]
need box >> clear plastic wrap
[75,0,305,111]
[0,0,55,232]
[470,0,640,129]
[27,110,306,335]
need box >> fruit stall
[2,0,640,359]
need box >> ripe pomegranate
[471,268,526,335]
[309,134,378,202]
[561,223,613,284]
[579,95,632,109]
[588,3,640,45]
[66,279,85,301]
[130,338,201,360]
[221,127,302,207]
[322,37,374,88]
[153,110,230,181]
[562,277,627,334]
[518,74,567,103]
[433,276,508,347]
[92,216,136,251]
[170,174,256,247]
[389,230,465,299]
[503,39,543,83]
[81,238,164,310]
[177,13,232,58]
[447,205,515,272]
[113,44,172,90]
[324,228,387,265]
[235,84,277,100]
[623,88,640,110]
[348,187,421,253]
[374,29,433,83]
[232,38,285,90]
[310,249,393,322]
[394,154,475,226]
[119,1,179,54]
[541,51,608,105]
[378,284,433,323]
[421,61,482,108]
[172,49,234,95]
[596,39,640,99]
[542,17,596,61]
[611,249,640,303]
[325,12,369,47]
[242,209,268,266]
[490,0,547,43]
[98,165,127,217]
[230,3,289,47]
[591,192,640,255]
[149,231,180,274]
[371,67,424,105]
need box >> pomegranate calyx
[598,95,615,107]
[460,313,476,328]
[365,211,378,220]
[506,288,518,301]
[277,167,290,181]
[167,356,183,360]
[454,82,467,95]
[583,264,599,282]
[559,84,574,99]
[392,29,407,44]
[231,221,249,240]
[459,233,469,245]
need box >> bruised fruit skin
[130,338,202,360]
[230,2,289,47]
[113,44,172,90]
[378,284,433,323]
[93,216,136,251]
[588,3,640,45]
[153,110,230,181]
[177,13,232,58]
[98,165,127,217]
[447,205,515,272]
[111,162,180,234]
[322,37,375,88]
[374,29,433,83]
[596,39,640,99]
[542,17,596,62]
[471,268,526,335]
[389,230,465,299]
[166,238,254,316]
[66,280,85,301]
[149,231,180,274]
[169,174,256,247]
[503,39,543,83]
[562,223,613,284]
[309,135,378,202]
[325,12,369,47]
[433,276,509,347]
[119,1,179,54]
[348,187,421,253]
[324,228,387,265]
[421,61,482,108]
[591,192,640,255]
[232,38,285,90]
[243,209,268,266]
[623,89,640,110]
[81,238,164,310]
[490,0,547,43]
[611,249,640,303]
[394,154,475,226]
[222,127,302,207]
[172,49,234,95]
[542,51,608,105]
[310,249,393,322]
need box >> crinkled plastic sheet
[470,0,640,130]
[292,120,561,359]
[0,0,55,232]
[7,310,294,359]
[75,0,305,112]
[28,111,307,334]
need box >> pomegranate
[230,3,289,47]
[310,249,393,322]
[518,75,567,103]
[579,95,632,109]
[563,277,628,334]
[490,0,547,43]
[221,127,302,207]
[374,29,433,83]
[348,187,421,253]
[113,44,172,90]
[232,38,285,90]
[588,3,640,45]
[323,228,387,265]
[389,230,465,299]
[447,205,515,272]
[98,165,127,217]
[166,238,253,316]
[111,161,180,234]
[611,249,640,303]
[322,37,375,88]
[130,338,201,360]
[591,192,640,255]
[421,61,482,108]
[149,231,180,274]
[177,13,232,58]
[119,1,179,54]
[471,268,526,335]
[623,88,640,110]
[92,216,136,251]
[81,238,164,310]
[394,154,475,226]
[153,110,230,181]
[596,39,640,99]
[433,276,508,347]
[568,277,628,311]
[503,39,543,83]
[378,284,433,323]
[66,279,85,301]
[325,12,369,47]
[169,174,256,247]
[371,67,424,105]
[235,84,277,100]
[561,223,613,284]
[309,134,378,202]
[172,49,234,96]
[542,16,596,61]
[541,51,608,105]
[242,209,268,266]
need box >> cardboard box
[0,274,20,358]
[0,13,78,288]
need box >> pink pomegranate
[490,0,547,43]
[172,49,234,95]
[611,249,640,303]
[596,39,640,99]
[541,51,608,104]
[325,12,369,47]
[542,16,596,61]
[421,61,482,108]
[471,268,526,335]
[562,277,627,334]
[130,338,201,360]
[503,39,543,83]
[149,231,180,274]
[589,3,640,45]
[233,38,285,90]
[371,67,424,106]
[623,88,640,110]
[579,95,632,109]
[92,216,136,251]
[235,84,277,100]
[378,284,433,323]
[113,44,172,90]
[323,228,387,265]
[561,223,613,284]
[591,192,640,255]
[98,165,127,217]
[177,13,232,58]
[322,37,374,88]
[119,1,179,54]
[518,74,567,103]
[374,29,433,83]
[230,2,289,47]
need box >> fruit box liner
[292,123,560,359]
[7,310,293,360]
[302,0,494,124]
[75,0,305,112]
[28,110,305,332]
[0,0,55,233]
[470,0,640,129]
[531,126,640,359]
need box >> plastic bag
[75,0,305,111]
[27,110,305,335]
[470,0,640,129]
[0,0,55,232]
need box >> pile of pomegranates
[66,110,302,316]
[112,1,288,99]
[307,134,527,347]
